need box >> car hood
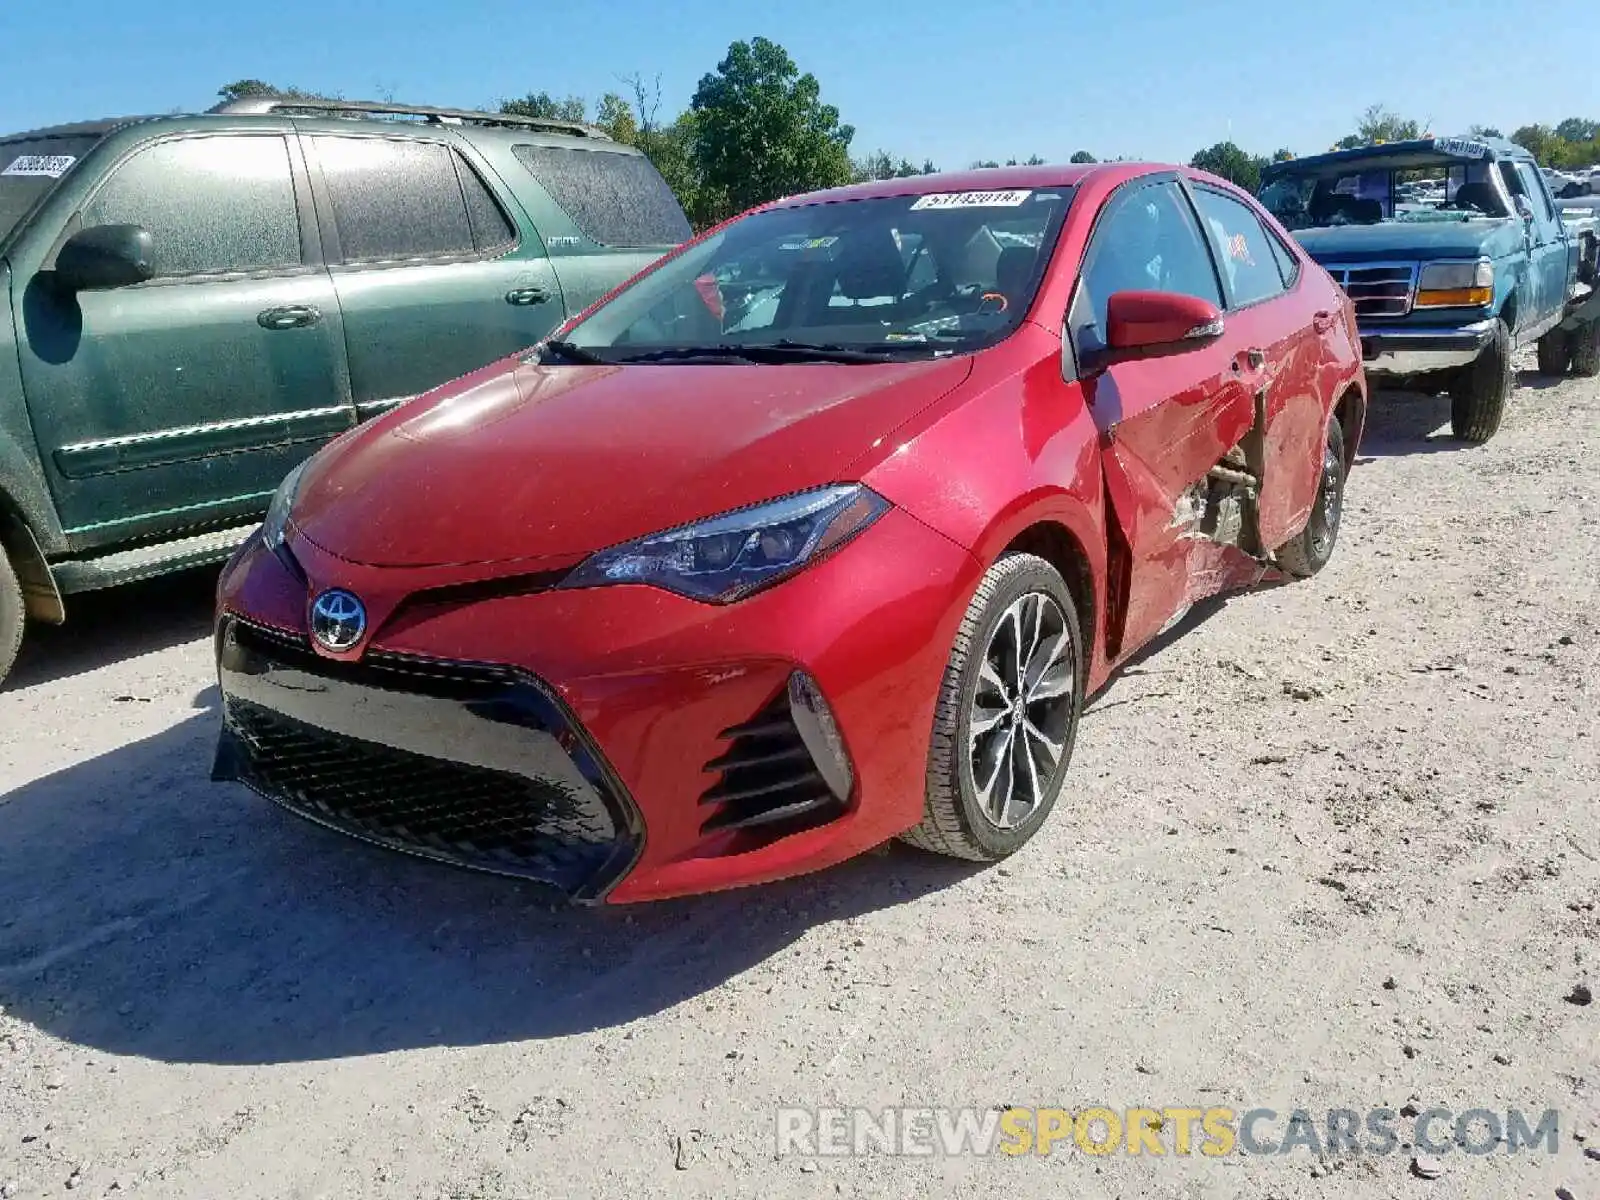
[1293,220,1523,263]
[290,353,974,568]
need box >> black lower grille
[700,690,841,834]
[214,618,642,900]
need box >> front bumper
[1358,317,1496,376]
[213,507,983,903]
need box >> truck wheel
[1569,320,1600,378]
[0,544,23,689]
[1536,327,1571,375]
[1275,418,1346,578]
[1449,318,1512,444]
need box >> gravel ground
[1,361,1596,1200]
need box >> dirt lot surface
[2,361,1597,1199]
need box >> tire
[1536,327,1571,376]
[0,544,23,690]
[1449,318,1513,444]
[1275,416,1347,578]
[1570,319,1600,378]
[901,552,1083,862]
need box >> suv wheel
[0,544,23,689]
[1449,318,1513,443]
[902,553,1083,862]
[1536,327,1571,375]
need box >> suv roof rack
[206,97,610,139]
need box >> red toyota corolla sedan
[213,164,1365,904]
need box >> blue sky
[3,0,1596,167]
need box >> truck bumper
[1359,318,1496,376]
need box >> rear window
[511,144,690,247]
[0,134,101,244]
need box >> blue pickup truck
[1259,135,1599,443]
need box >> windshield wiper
[613,341,900,365]
[538,339,607,364]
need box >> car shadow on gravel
[1355,388,1464,458]
[0,695,979,1066]
[4,567,220,693]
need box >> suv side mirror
[1081,290,1225,372]
[53,224,155,291]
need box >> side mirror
[53,224,155,291]
[1082,290,1225,372]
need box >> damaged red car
[213,164,1366,903]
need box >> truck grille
[214,617,643,901]
[1326,262,1417,318]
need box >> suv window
[1191,188,1287,307]
[315,136,510,264]
[511,145,690,247]
[83,135,300,277]
[1076,180,1221,343]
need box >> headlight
[260,461,307,551]
[561,484,890,603]
[1416,260,1494,307]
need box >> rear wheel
[0,545,23,690]
[1449,318,1513,443]
[902,553,1083,862]
[1275,417,1346,578]
[1536,327,1571,375]
[1570,319,1600,378]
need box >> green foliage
[688,37,856,223]
[854,150,933,181]
[1189,141,1269,191]
[1069,150,1096,163]
[216,80,329,104]
[1510,120,1600,169]
[500,92,587,122]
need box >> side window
[1514,162,1556,225]
[1267,229,1300,288]
[458,157,518,254]
[314,136,478,264]
[510,144,691,247]
[1191,188,1289,307]
[1075,180,1222,347]
[82,135,300,277]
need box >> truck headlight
[1416,260,1494,308]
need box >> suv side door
[14,130,352,543]
[300,130,564,419]
[1067,176,1256,661]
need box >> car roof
[772,162,1176,209]
[0,116,156,144]
[1262,135,1532,181]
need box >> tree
[1069,150,1097,163]
[216,79,327,105]
[689,37,855,222]
[501,92,587,122]
[1555,118,1599,144]
[593,92,639,144]
[620,72,709,227]
[1272,147,1296,162]
[1468,124,1502,138]
[1355,104,1421,144]
[1189,141,1268,191]
[1510,124,1564,167]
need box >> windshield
[557,186,1075,362]
[0,134,100,245]
[1260,156,1511,231]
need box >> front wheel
[0,544,24,689]
[1449,318,1513,444]
[1536,327,1571,376]
[902,553,1083,862]
[1570,319,1600,379]
[1275,417,1347,578]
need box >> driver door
[1070,178,1257,661]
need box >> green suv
[0,97,691,684]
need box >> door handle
[505,287,550,306]
[1233,348,1266,373]
[257,305,321,331]
[1313,310,1335,333]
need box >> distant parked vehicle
[0,97,691,685]
[1259,134,1599,444]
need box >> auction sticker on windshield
[1431,138,1489,160]
[1,155,77,178]
[910,190,1033,210]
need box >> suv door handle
[1232,347,1267,373]
[1313,310,1335,333]
[506,287,550,306]
[257,305,321,331]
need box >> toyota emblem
[309,589,367,652]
